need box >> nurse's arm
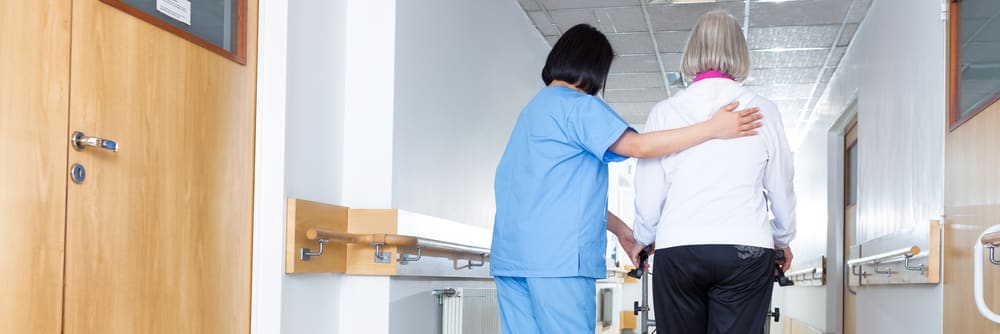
[608,103,762,159]
[608,212,644,268]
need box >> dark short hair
[542,24,615,96]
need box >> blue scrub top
[491,85,633,279]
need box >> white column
[251,0,288,333]
[341,0,396,209]
[338,0,396,333]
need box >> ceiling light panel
[604,87,668,103]
[538,0,638,10]
[607,32,657,55]
[748,26,839,50]
[606,73,667,89]
[744,67,822,86]
[610,55,662,73]
[654,31,691,53]
[749,1,847,27]
[769,99,809,116]
[751,47,845,68]
[743,84,815,100]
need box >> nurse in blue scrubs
[490,23,764,334]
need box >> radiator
[440,288,501,334]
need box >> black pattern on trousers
[652,245,775,334]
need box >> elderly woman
[631,10,797,334]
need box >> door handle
[975,225,1000,324]
[71,131,119,152]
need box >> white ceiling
[518,0,872,133]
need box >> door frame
[251,0,288,332]
[825,95,858,334]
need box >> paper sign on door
[156,0,192,25]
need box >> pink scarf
[693,70,734,82]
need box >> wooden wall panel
[0,1,71,333]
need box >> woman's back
[633,77,796,250]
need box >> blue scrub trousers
[494,276,596,334]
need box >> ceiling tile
[846,0,872,23]
[821,67,836,82]
[604,87,668,103]
[610,55,661,73]
[545,35,560,46]
[973,18,1000,43]
[964,42,1000,64]
[609,102,659,125]
[646,3,745,31]
[745,67,821,86]
[594,7,649,33]
[962,1,1000,19]
[606,73,666,90]
[962,18,990,44]
[607,32,656,55]
[655,30,691,53]
[749,1,847,27]
[744,84,815,100]
[538,0,638,10]
[518,0,541,11]
[527,11,560,36]
[838,23,859,46]
[548,9,600,32]
[748,25,839,50]
[659,53,684,71]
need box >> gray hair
[681,10,751,82]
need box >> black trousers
[652,245,775,334]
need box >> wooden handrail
[306,228,488,257]
[982,231,1000,246]
[847,246,921,267]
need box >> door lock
[70,163,86,184]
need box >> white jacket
[632,78,797,249]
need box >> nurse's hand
[707,102,762,138]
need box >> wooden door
[843,120,858,334]
[944,100,1000,332]
[0,1,71,333]
[61,1,258,333]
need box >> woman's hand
[619,235,647,270]
[776,246,793,272]
[706,102,762,139]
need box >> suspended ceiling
[518,0,872,136]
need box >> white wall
[780,0,947,332]
[392,0,550,228]
[282,0,348,332]
[388,2,549,333]
[280,1,548,333]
